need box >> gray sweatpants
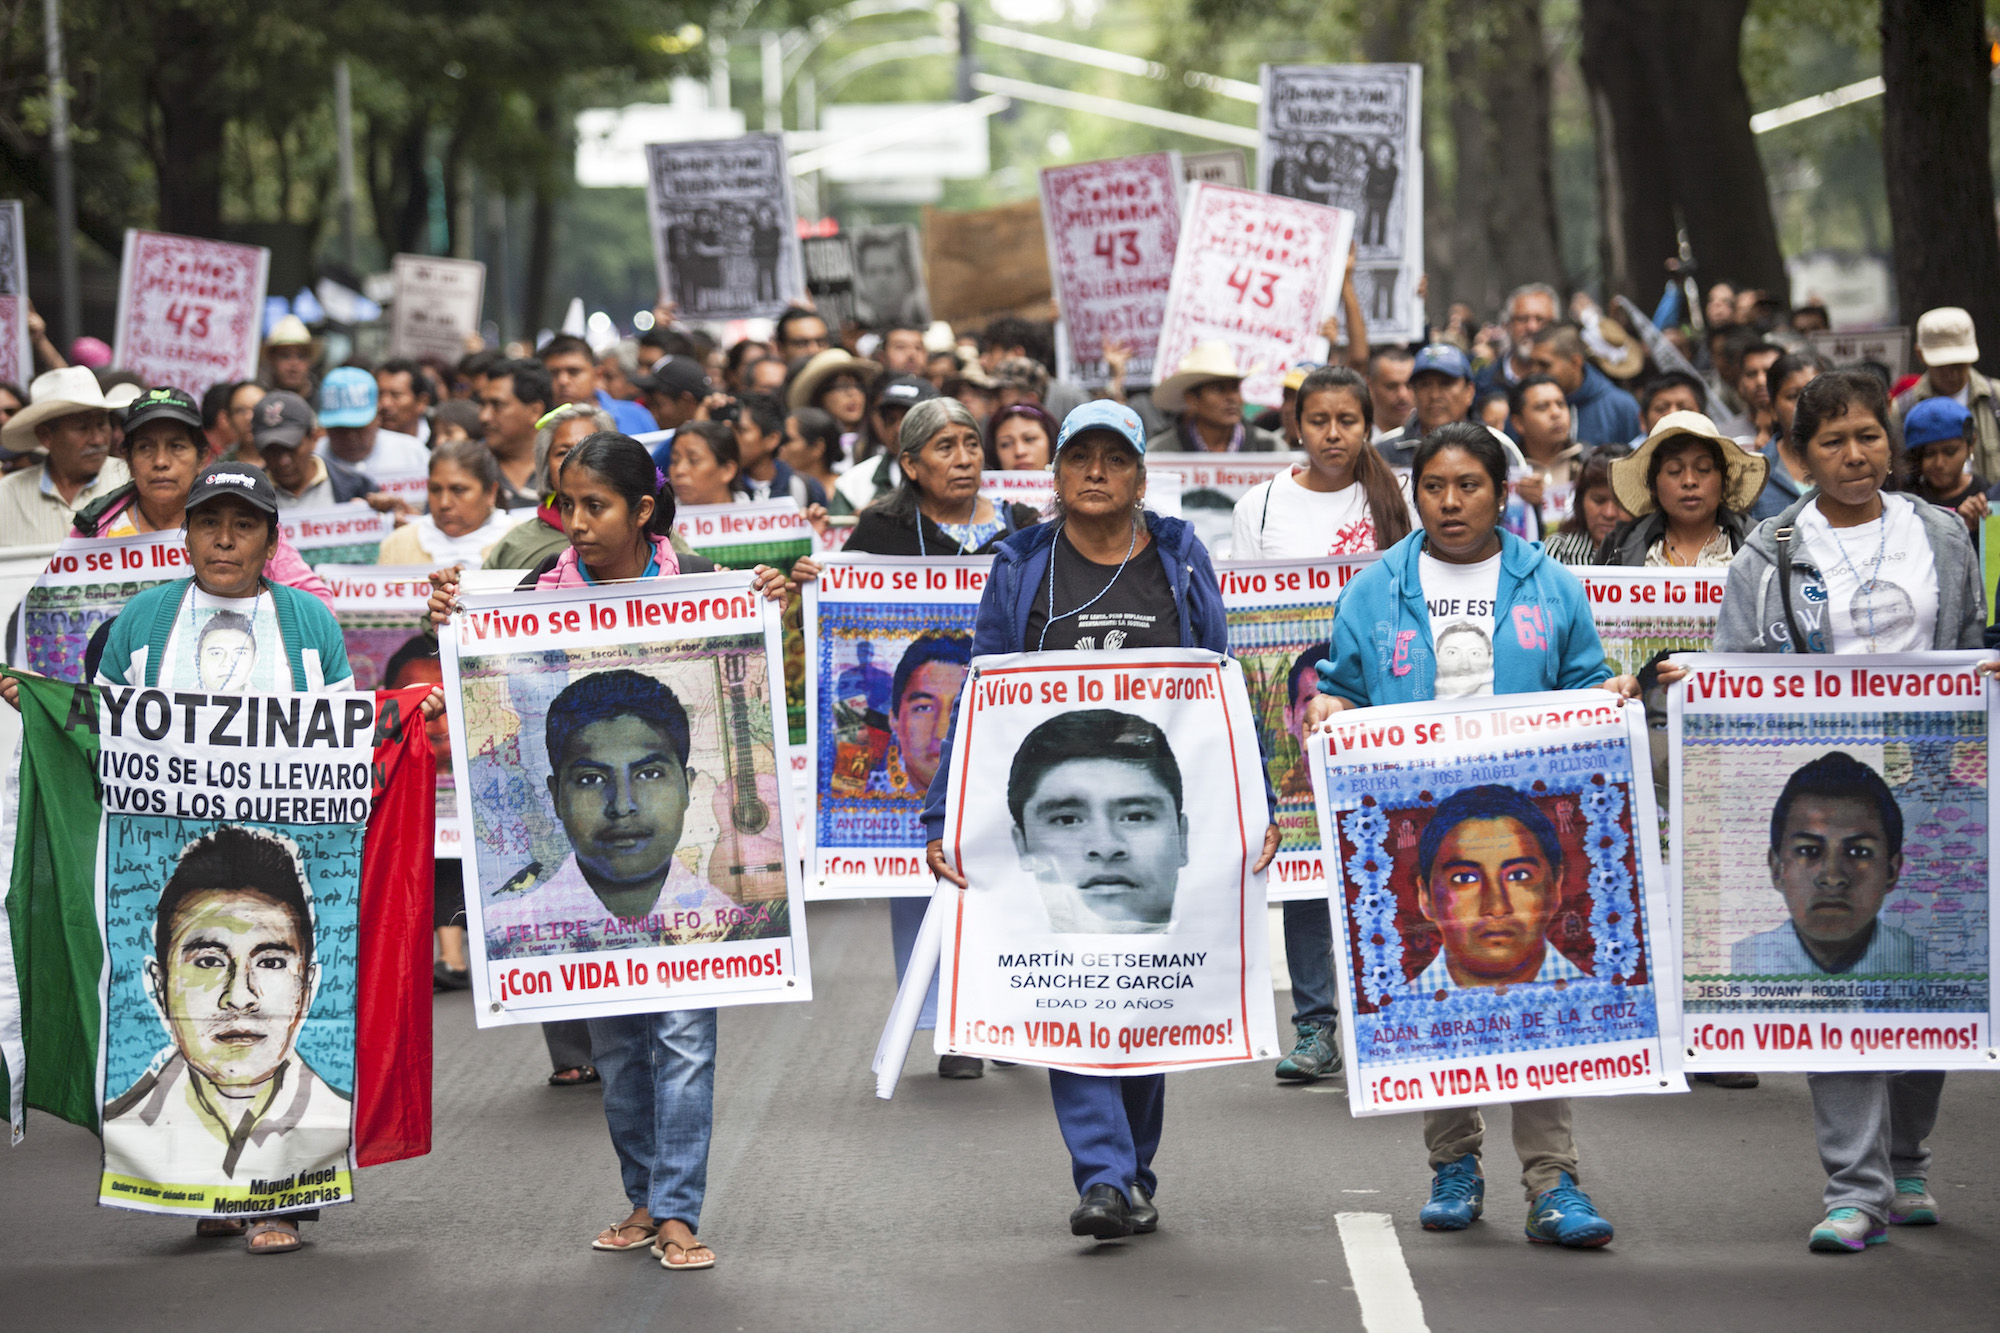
[1808,1071,1946,1221]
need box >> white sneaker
[1808,1207,1886,1253]
[1889,1178,1938,1226]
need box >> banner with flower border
[1309,690,1684,1116]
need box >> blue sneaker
[1419,1156,1484,1231]
[1525,1172,1614,1248]
[1809,1207,1888,1252]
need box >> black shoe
[1127,1183,1158,1233]
[433,961,471,992]
[938,1054,984,1079]
[1069,1184,1132,1239]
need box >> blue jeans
[890,895,939,1030]
[586,1008,717,1228]
[1281,897,1339,1028]
[1048,1069,1165,1199]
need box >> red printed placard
[113,229,269,399]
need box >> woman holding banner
[1225,366,1412,1086]
[1595,413,1766,568]
[1666,370,1994,1253]
[429,431,788,1270]
[784,397,1042,1079]
[917,400,1279,1239]
[1306,420,1637,1249]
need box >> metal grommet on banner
[490,1002,503,1013]
[786,979,796,987]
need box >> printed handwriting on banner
[113,230,270,398]
[1220,555,1377,901]
[1673,653,1995,1071]
[937,650,1279,1076]
[806,556,991,900]
[441,575,811,1028]
[1312,690,1681,1116]
[1039,153,1183,387]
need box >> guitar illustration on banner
[710,652,789,902]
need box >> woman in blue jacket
[921,401,1278,1241]
[1309,421,1637,1249]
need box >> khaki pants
[1425,1098,1576,1201]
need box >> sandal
[655,1236,716,1271]
[245,1220,303,1255]
[195,1218,247,1239]
[591,1220,661,1253]
[548,1065,600,1088]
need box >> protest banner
[922,197,1053,327]
[1220,555,1378,901]
[0,200,26,388]
[280,504,395,567]
[978,469,1181,521]
[675,498,814,745]
[1672,653,1996,1070]
[1259,64,1424,345]
[0,674,436,1213]
[388,254,486,362]
[442,573,811,1026]
[320,565,459,858]
[935,649,1280,1074]
[850,224,931,330]
[1311,689,1682,1115]
[112,229,269,399]
[801,234,858,333]
[1144,452,1300,560]
[805,555,989,899]
[12,531,188,682]
[1039,153,1182,388]
[1808,326,1911,381]
[1572,566,1728,679]
[1181,150,1246,188]
[1154,183,1354,409]
[643,134,803,322]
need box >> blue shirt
[597,388,660,437]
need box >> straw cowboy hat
[1,366,116,455]
[1154,341,1250,413]
[787,347,880,411]
[1611,410,1768,517]
[1589,315,1646,381]
[264,313,315,351]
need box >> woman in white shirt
[1227,366,1412,1084]
[375,439,520,571]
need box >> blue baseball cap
[317,365,378,428]
[1410,343,1472,383]
[1903,395,1973,449]
[1055,400,1147,456]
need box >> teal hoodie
[1319,527,1612,706]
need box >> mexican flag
[0,674,435,1217]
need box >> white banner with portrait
[935,649,1279,1075]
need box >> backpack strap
[1773,525,1814,653]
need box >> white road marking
[1335,1212,1430,1333]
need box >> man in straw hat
[259,313,319,398]
[0,366,133,544]
[1146,341,1284,453]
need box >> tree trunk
[147,16,231,237]
[1442,0,1565,317]
[1882,0,2000,370]
[1579,0,1680,305]
[521,99,562,336]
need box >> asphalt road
[3,899,1996,1332]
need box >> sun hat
[1153,341,1247,412]
[1,366,116,454]
[1610,410,1768,517]
[787,348,880,411]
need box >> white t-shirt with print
[1419,550,1501,698]
[1797,492,1939,654]
[157,587,288,693]
[1230,471,1381,560]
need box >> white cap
[1917,307,1979,367]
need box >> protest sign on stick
[1220,555,1378,900]
[801,235,858,333]
[850,224,931,330]
[0,675,437,1211]
[1259,64,1424,345]
[1154,184,1353,409]
[1312,690,1683,1115]
[922,197,1053,326]
[935,649,1279,1074]
[805,555,990,899]
[389,255,486,362]
[0,201,26,388]
[113,229,269,399]
[1039,153,1181,388]
[1181,150,1246,188]
[644,134,803,322]
[12,531,189,681]
[1672,653,1996,1070]
[1808,327,1911,381]
[443,574,811,1026]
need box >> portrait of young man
[1732,751,1927,976]
[1007,709,1188,935]
[482,668,739,959]
[867,633,971,798]
[1275,646,1321,801]
[103,827,351,1185]
[1406,784,1589,993]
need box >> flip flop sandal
[548,1066,601,1087]
[592,1223,661,1253]
[245,1221,303,1255]
[656,1237,716,1271]
[195,1218,248,1239]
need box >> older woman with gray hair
[481,401,617,570]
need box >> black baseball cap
[186,462,281,517]
[121,386,203,437]
[251,390,316,449]
[638,355,712,400]
[874,374,938,408]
